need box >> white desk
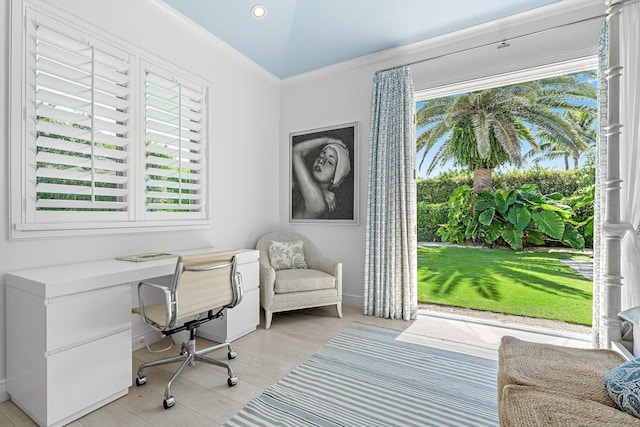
[5,248,259,427]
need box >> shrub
[564,184,595,248]
[494,168,582,195]
[419,166,595,247]
[417,202,448,242]
[435,186,473,245]
[418,168,585,204]
[437,185,585,250]
[416,171,472,204]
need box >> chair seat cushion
[133,304,170,328]
[274,269,335,294]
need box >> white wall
[0,0,281,398]
[279,0,606,307]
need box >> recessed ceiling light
[251,5,267,18]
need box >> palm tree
[524,109,597,170]
[417,72,597,193]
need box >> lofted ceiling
[161,0,562,79]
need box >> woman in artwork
[292,136,352,220]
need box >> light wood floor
[0,305,413,427]
[0,305,593,426]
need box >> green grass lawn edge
[417,245,593,326]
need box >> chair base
[264,302,342,329]
[135,335,237,409]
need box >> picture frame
[289,122,358,224]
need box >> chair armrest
[232,271,244,308]
[307,257,342,295]
[259,259,276,306]
[137,281,174,330]
[307,257,338,276]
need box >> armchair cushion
[275,269,335,293]
[269,240,308,271]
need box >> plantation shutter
[12,4,211,237]
[25,9,132,224]
[143,63,207,219]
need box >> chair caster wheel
[228,350,237,360]
[135,376,147,386]
[163,396,175,409]
[228,376,238,387]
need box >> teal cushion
[605,359,640,418]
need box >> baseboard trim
[0,379,9,402]
[342,294,363,308]
[132,330,164,351]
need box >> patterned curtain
[364,65,417,321]
[593,21,608,348]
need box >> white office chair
[132,250,243,409]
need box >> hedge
[417,169,584,204]
[417,201,448,242]
[417,168,594,247]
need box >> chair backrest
[171,250,242,321]
[256,231,322,267]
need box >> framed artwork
[289,122,358,224]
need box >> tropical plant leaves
[437,183,585,251]
[532,210,565,240]
[485,225,502,243]
[520,191,545,204]
[501,226,524,250]
[545,192,564,201]
[527,229,546,246]
[507,205,532,231]
[563,224,586,250]
[466,219,478,236]
[494,189,515,213]
[478,208,495,226]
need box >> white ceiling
[161,0,562,79]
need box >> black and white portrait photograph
[290,123,358,224]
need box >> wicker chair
[256,231,342,329]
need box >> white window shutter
[12,5,210,237]
[143,63,207,219]
[26,10,132,223]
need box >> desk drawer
[47,285,131,352]
[238,261,258,292]
[47,330,131,425]
[197,288,259,342]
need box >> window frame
[9,0,212,239]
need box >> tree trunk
[473,168,493,194]
[573,156,579,169]
[564,155,569,171]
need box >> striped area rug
[224,322,498,426]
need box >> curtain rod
[376,14,606,75]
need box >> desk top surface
[6,248,259,299]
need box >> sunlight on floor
[398,309,592,360]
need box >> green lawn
[417,245,593,325]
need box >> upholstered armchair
[256,231,342,329]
